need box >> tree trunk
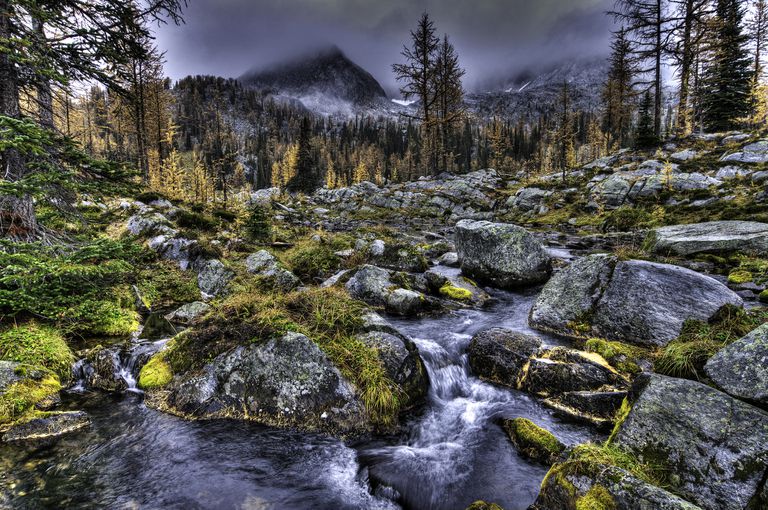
[32,16,54,130]
[0,0,39,240]
[654,0,663,137]
[677,0,695,135]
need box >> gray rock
[2,411,90,442]
[455,220,552,289]
[591,174,631,208]
[530,256,742,346]
[147,235,202,270]
[649,221,768,256]
[345,265,429,316]
[751,170,768,184]
[592,260,742,346]
[0,361,22,392]
[85,348,127,392]
[126,212,173,236]
[197,259,234,298]
[509,187,552,212]
[715,165,751,180]
[670,149,698,161]
[721,140,768,163]
[614,375,768,510]
[467,328,542,387]
[437,251,459,267]
[245,250,300,291]
[370,239,386,257]
[386,289,425,316]
[529,254,616,335]
[166,332,368,435]
[248,187,279,207]
[705,324,768,406]
[722,133,752,145]
[165,301,211,325]
[523,355,619,397]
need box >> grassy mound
[0,367,62,425]
[0,323,74,380]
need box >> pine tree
[434,35,466,172]
[287,117,319,193]
[700,0,754,131]
[603,28,636,148]
[636,91,659,147]
[393,12,439,175]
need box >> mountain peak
[238,45,387,110]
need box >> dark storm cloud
[155,0,615,94]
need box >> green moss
[656,304,768,380]
[575,485,617,510]
[465,501,504,510]
[439,283,473,301]
[138,355,173,389]
[0,370,62,425]
[584,338,645,375]
[607,398,632,443]
[0,323,74,380]
[760,289,768,303]
[68,299,140,337]
[727,270,753,284]
[504,418,565,462]
[566,443,665,487]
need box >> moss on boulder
[502,417,565,464]
[138,355,173,389]
[0,323,74,381]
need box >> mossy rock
[439,283,473,301]
[0,323,74,381]
[502,417,565,465]
[760,289,768,303]
[0,365,62,426]
[575,485,617,510]
[466,501,504,510]
[138,355,173,390]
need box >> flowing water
[0,271,599,510]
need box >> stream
[0,269,599,510]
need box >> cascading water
[1,272,599,510]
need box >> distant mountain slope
[466,58,609,120]
[239,46,392,117]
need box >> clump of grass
[567,443,666,487]
[137,261,200,310]
[504,418,565,464]
[0,323,74,380]
[655,304,768,380]
[575,485,617,510]
[602,206,654,233]
[281,240,341,281]
[607,397,632,443]
[166,287,401,427]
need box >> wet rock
[529,254,616,336]
[648,221,768,256]
[704,323,768,406]
[165,332,368,436]
[501,417,565,465]
[165,301,211,325]
[467,328,542,387]
[543,390,628,427]
[140,314,177,340]
[455,220,552,289]
[2,411,90,442]
[721,140,768,163]
[387,289,426,316]
[522,356,618,397]
[245,250,300,291]
[613,374,768,510]
[197,259,234,298]
[85,348,127,392]
[534,459,702,510]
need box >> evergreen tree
[700,0,753,131]
[434,35,466,172]
[635,91,659,147]
[287,117,319,193]
[603,28,636,148]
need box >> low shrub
[282,240,341,281]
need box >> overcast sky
[154,0,615,95]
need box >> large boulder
[648,221,768,256]
[245,250,300,291]
[164,332,368,436]
[455,220,552,289]
[704,324,768,406]
[2,411,90,442]
[613,375,768,510]
[165,301,211,325]
[530,255,743,346]
[345,265,430,316]
[721,140,768,163]
[467,328,542,387]
[84,348,127,392]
